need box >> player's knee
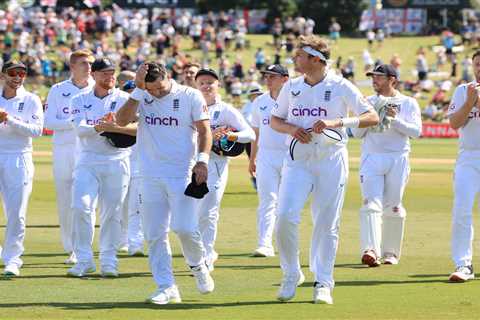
[360,198,383,216]
[384,205,406,218]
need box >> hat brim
[2,64,27,73]
[248,91,263,95]
[260,70,287,76]
[195,71,219,80]
[93,66,116,72]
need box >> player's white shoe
[277,271,305,302]
[3,264,20,277]
[252,246,275,257]
[128,247,145,257]
[67,262,96,277]
[146,285,182,305]
[191,264,215,294]
[383,253,399,265]
[64,252,78,265]
[206,251,219,272]
[313,283,333,304]
[101,265,119,278]
[361,250,381,267]
[118,245,129,253]
[449,265,474,282]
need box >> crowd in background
[0,5,476,123]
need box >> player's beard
[98,79,115,91]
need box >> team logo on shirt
[469,110,480,119]
[213,110,220,120]
[291,106,327,117]
[324,90,331,102]
[32,114,38,120]
[18,102,24,112]
[260,106,268,111]
[291,90,301,97]
[110,101,117,111]
[173,99,179,111]
[62,92,71,97]
[144,98,154,105]
[84,104,92,110]
[71,108,80,114]
[145,113,179,126]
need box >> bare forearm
[270,115,296,134]
[358,110,379,128]
[450,103,474,129]
[116,98,140,126]
[109,123,137,136]
[250,128,259,162]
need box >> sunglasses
[7,69,26,78]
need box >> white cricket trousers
[0,153,33,268]
[359,152,409,258]
[276,148,348,289]
[52,143,76,253]
[127,176,143,249]
[140,176,206,289]
[72,158,130,268]
[198,157,228,264]
[452,151,480,267]
[255,148,285,250]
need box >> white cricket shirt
[45,78,94,145]
[0,88,44,154]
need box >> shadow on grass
[0,300,311,310]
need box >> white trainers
[146,285,182,305]
[64,252,78,265]
[383,253,399,265]
[101,265,119,278]
[313,283,333,304]
[277,271,304,302]
[128,247,144,257]
[191,264,215,294]
[449,265,475,282]
[3,264,20,277]
[206,251,219,272]
[118,245,129,253]
[67,262,96,277]
[361,250,381,267]
[252,246,275,257]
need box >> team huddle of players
[0,35,479,306]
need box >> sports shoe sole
[362,254,380,267]
[314,298,333,305]
[449,273,475,282]
[67,267,96,278]
[146,296,182,305]
[3,271,19,277]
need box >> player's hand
[312,119,341,133]
[0,109,8,123]
[290,126,312,144]
[248,160,256,177]
[99,120,121,132]
[465,82,480,109]
[102,112,116,123]
[135,63,148,90]
[212,126,228,140]
[386,106,398,118]
[193,162,208,184]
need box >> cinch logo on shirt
[62,107,70,114]
[262,118,270,125]
[145,115,179,126]
[468,110,480,119]
[86,119,102,125]
[291,106,327,117]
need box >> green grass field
[1,136,479,320]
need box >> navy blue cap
[366,64,398,78]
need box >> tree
[298,0,368,34]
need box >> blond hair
[297,35,331,61]
[69,49,94,65]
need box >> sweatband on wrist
[130,88,145,101]
[340,117,360,128]
[196,152,210,164]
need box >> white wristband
[340,117,360,128]
[130,88,145,101]
[197,152,210,164]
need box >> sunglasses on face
[7,69,26,78]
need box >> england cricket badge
[18,102,24,112]
[213,110,220,121]
[173,98,179,111]
[110,101,117,111]
[324,90,331,101]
